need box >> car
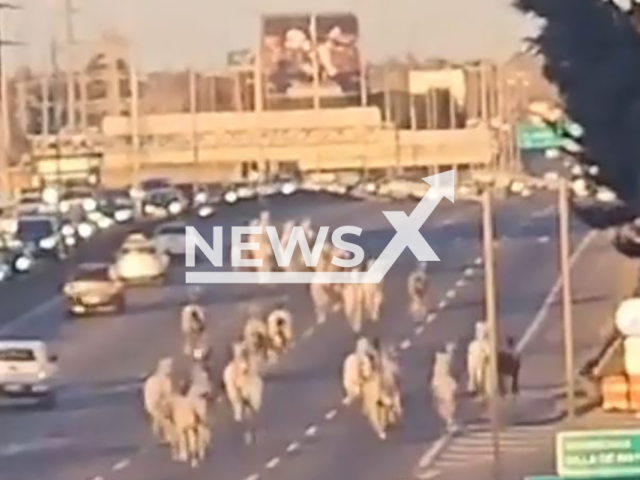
[58,187,97,215]
[194,183,223,206]
[96,189,135,223]
[16,215,63,259]
[141,188,188,218]
[110,233,170,284]
[0,235,28,276]
[130,178,172,201]
[0,340,58,407]
[235,182,258,200]
[63,263,125,316]
[153,222,187,256]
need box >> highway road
[0,191,589,480]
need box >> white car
[153,222,187,256]
[110,234,170,284]
[0,340,58,407]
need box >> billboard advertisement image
[261,12,362,98]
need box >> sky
[2,0,577,71]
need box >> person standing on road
[498,336,520,397]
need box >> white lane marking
[441,219,454,226]
[517,230,598,353]
[266,457,281,469]
[455,279,466,288]
[437,300,448,310]
[464,268,474,277]
[286,441,300,453]
[418,432,455,469]
[302,327,314,339]
[0,295,62,335]
[537,236,551,244]
[244,474,260,480]
[305,425,318,437]
[474,257,483,266]
[400,339,412,350]
[112,459,131,471]
[417,469,441,480]
[0,438,70,456]
[426,313,437,323]
[90,477,104,480]
[415,325,425,335]
[324,409,337,421]
[445,289,456,300]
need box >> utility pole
[482,189,502,480]
[0,2,22,201]
[189,68,199,164]
[129,55,140,185]
[64,0,77,131]
[559,179,576,420]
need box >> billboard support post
[310,13,320,110]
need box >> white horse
[431,350,458,432]
[342,272,365,332]
[223,344,264,444]
[166,384,211,467]
[266,307,294,361]
[309,280,337,324]
[467,322,491,396]
[361,364,401,440]
[342,338,376,405]
[143,358,175,444]
[180,303,206,356]
[408,264,430,321]
[362,260,384,323]
[243,315,270,366]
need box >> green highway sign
[517,124,566,150]
[557,430,640,478]
[525,477,621,480]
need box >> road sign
[525,476,616,480]
[557,430,640,478]
[517,124,566,150]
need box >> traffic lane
[0,197,480,480]
[0,194,516,480]
[0,238,475,480]
[96,232,484,480]
[0,277,297,480]
[433,234,617,480]
[227,199,570,480]
[0,192,335,329]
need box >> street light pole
[559,179,576,420]
[482,189,501,480]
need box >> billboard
[261,13,362,98]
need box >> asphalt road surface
[0,191,588,480]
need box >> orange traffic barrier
[628,375,640,411]
[602,375,630,411]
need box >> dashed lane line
[266,457,281,469]
[286,442,300,453]
[324,409,338,421]
[304,425,318,437]
[112,459,131,471]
